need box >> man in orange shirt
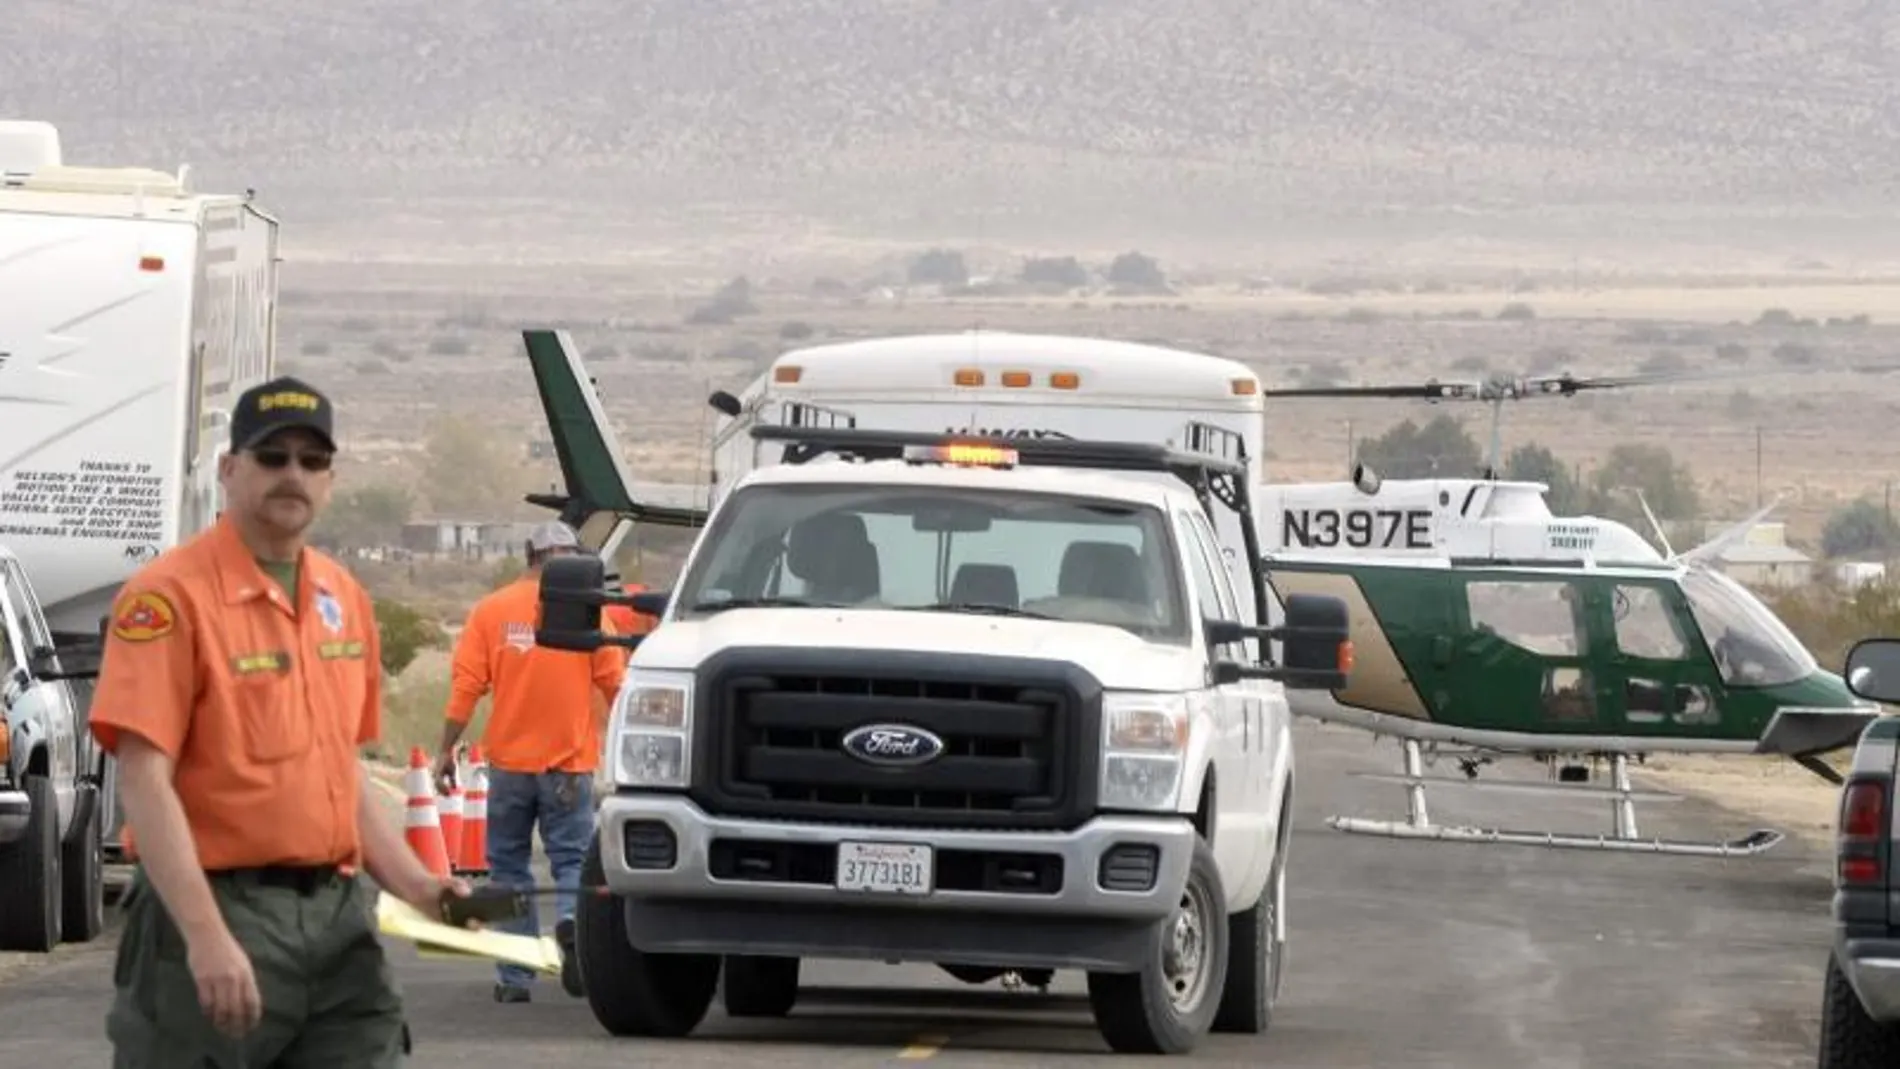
[435,520,627,1003]
[90,376,467,1065]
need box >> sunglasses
[249,447,335,473]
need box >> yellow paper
[374,893,564,975]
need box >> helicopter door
[1587,578,1723,733]
[1455,575,1598,732]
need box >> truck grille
[691,648,1100,830]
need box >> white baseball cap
[527,521,580,552]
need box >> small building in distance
[1700,520,1812,590]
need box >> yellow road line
[897,1034,947,1059]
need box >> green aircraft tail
[519,329,709,554]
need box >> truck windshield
[1679,566,1818,688]
[672,483,1190,643]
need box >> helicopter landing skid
[1326,739,1785,858]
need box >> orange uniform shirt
[446,577,627,774]
[89,513,382,872]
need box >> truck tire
[721,954,799,1017]
[1086,835,1229,1054]
[575,837,720,1037]
[1212,804,1289,1034]
[59,782,105,943]
[1819,950,1900,1067]
[0,774,62,953]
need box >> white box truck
[0,120,280,948]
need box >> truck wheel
[575,837,720,1037]
[721,954,799,1017]
[1819,950,1900,1067]
[0,774,62,953]
[59,782,105,943]
[1213,804,1289,1033]
[1086,836,1229,1054]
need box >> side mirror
[536,555,608,652]
[707,390,742,418]
[1206,594,1353,690]
[629,590,670,618]
[1272,593,1352,690]
[1844,637,1900,704]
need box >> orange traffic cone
[403,746,452,878]
[456,744,489,877]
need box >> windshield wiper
[686,595,846,613]
[908,602,1058,620]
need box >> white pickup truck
[0,545,107,952]
[534,424,1352,1055]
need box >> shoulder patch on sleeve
[111,590,178,643]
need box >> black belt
[210,865,344,895]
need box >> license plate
[835,841,933,895]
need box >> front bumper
[595,792,1196,972]
[1840,937,1900,1021]
[0,787,28,844]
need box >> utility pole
[1755,425,1763,509]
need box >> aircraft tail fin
[519,329,709,558]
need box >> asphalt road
[0,719,1834,1066]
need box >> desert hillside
[10,0,1900,268]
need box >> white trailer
[0,120,280,871]
[705,330,1267,588]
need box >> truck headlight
[610,672,694,789]
[1100,693,1188,811]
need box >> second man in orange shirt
[434,521,627,1003]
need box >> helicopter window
[1611,584,1689,661]
[1678,567,1817,688]
[1466,579,1583,657]
[1541,667,1597,723]
[1621,677,1718,726]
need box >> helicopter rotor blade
[1257,382,1466,399]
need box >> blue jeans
[483,768,595,989]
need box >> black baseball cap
[229,376,337,453]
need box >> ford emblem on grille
[841,723,946,766]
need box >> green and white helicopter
[516,327,1883,859]
[1256,371,1884,858]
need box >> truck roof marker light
[953,368,984,387]
[1001,370,1031,388]
[904,442,1019,468]
[1050,371,1081,389]
[773,365,801,384]
[1231,378,1257,396]
[139,255,164,272]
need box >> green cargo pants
[106,867,410,1068]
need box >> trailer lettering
[943,425,1074,440]
[0,461,167,544]
[1282,507,1431,550]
